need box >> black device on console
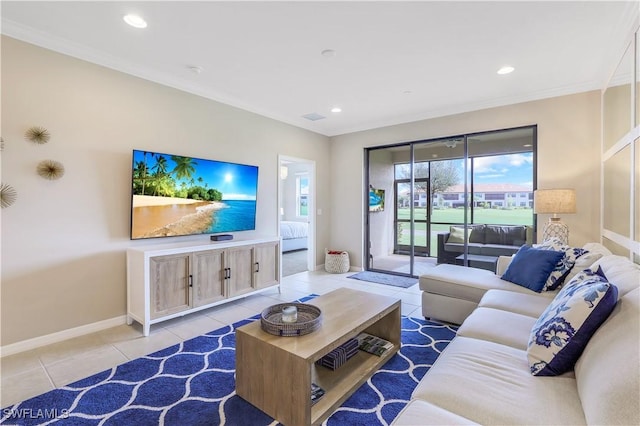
[210,234,234,241]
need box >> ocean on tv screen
[130,149,258,239]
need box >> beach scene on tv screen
[131,150,258,239]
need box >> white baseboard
[0,315,128,357]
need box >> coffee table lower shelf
[310,346,398,423]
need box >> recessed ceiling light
[321,49,336,58]
[497,66,514,75]
[124,14,147,29]
[331,107,342,113]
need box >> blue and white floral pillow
[527,268,618,376]
[535,237,587,291]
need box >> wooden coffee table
[235,288,401,425]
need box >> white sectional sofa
[419,243,610,324]
[393,244,640,425]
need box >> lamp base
[542,219,569,245]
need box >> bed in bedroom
[280,221,308,252]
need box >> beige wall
[330,91,602,268]
[0,37,331,346]
[601,27,640,261]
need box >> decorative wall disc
[25,126,51,144]
[1,183,17,208]
[37,160,65,180]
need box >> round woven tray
[260,303,322,337]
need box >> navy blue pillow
[502,245,565,292]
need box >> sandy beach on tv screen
[132,195,225,238]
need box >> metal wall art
[25,126,51,144]
[1,183,17,208]
[37,159,65,180]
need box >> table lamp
[534,189,576,245]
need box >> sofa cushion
[392,399,479,425]
[535,238,588,291]
[465,243,485,255]
[457,307,537,350]
[468,225,485,243]
[575,288,640,425]
[478,289,554,318]
[421,291,478,325]
[412,336,586,425]
[443,242,485,254]
[527,269,618,376]
[479,244,521,257]
[501,245,565,292]
[484,225,527,245]
[447,226,467,244]
[581,242,613,257]
[590,254,640,297]
[563,251,604,283]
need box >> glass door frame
[364,143,419,277]
[394,177,430,257]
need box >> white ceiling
[1,1,638,137]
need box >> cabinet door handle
[228,268,232,280]
[189,274,193,287]
[255,262,260,273]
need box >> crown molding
[0,17,617,139]
[0,18,323,135]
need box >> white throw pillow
[535,238,587,291]
[527,268,618,376]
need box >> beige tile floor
[1,270,423,408]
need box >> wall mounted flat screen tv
[130,149,258,240]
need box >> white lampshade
[534,189,576,245]
[534,189,576,215]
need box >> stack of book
[357,332,394,356]
[311,383,325,405]
[315,337,359,370]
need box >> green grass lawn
[398,207,533,225]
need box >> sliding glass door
[365,125,536,277]
[394,178,429,256]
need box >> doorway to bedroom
[278,156,315,277]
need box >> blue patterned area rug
[1,296,456,426]
[347,271,418,288]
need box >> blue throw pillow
[501,245,565,292]
[527,269,618,376]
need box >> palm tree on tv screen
[171,156,197,183]
[151,155,170,196]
